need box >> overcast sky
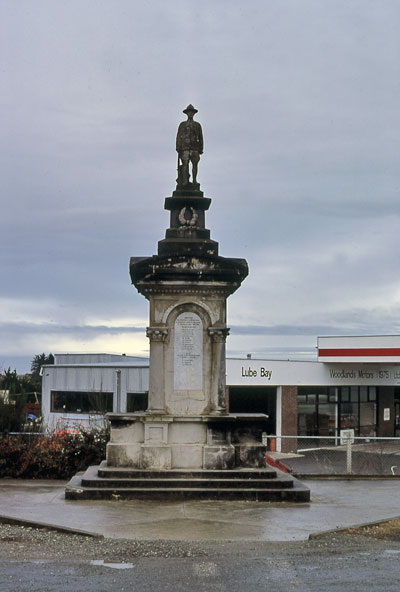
[1,0,400,373]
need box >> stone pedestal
[106,413,269,470]
[105,185,269,470]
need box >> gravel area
[0,523,209,561]
[345,517,400,541]
[1,520,400,563]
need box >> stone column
[208,327,230,414]
[146,327,168,414]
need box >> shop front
[226,337,400,452]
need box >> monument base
[105,412,268,470]
[65,412,310,501]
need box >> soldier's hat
[183,104,198,114]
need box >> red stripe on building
[318,348,400,357]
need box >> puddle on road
[384,550,400,555]
[90,560,135,569]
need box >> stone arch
[165,301,212,330]
[162,299,215,327]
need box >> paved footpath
[0,478,400,540]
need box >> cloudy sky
[1,0,400,373]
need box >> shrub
[0,427,109,479]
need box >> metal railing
[266,435,400,477]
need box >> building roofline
[317,334,400,339]
[42,363,149,369]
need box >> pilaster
[208,327,230,413]
[146,326,168,413]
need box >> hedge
[0,429,109,479]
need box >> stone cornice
[136,283,239,297]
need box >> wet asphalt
[0,478,400,541]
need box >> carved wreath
[178,206,198,226]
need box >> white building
[42,354,149,431]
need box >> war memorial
[65,106,310,501]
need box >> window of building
[297,387,337,438]
[126,392,148,412]
[341,387,349,402]
[51,391,113,414]
[328,388,338,403]
[339,386,377,437]
[298,386,377,438]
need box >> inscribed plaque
[174,312,203,390]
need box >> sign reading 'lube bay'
[241,366,272,380]
[174,312,203,390]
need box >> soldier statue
[176,104,203,187]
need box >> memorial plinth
[105,182,267,470]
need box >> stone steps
[97,462,277,480]
[82,477,293,490]
[65,463,310,502]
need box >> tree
[2,368,21,394]
[31,353,54,376]
[0,368,30,432]
[0,355,55,431]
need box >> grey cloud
[1,1,400,370]
[230,325,364,337]
[0,322,145,337]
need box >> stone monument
[107,104,264,471]
[65,106,310,500]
